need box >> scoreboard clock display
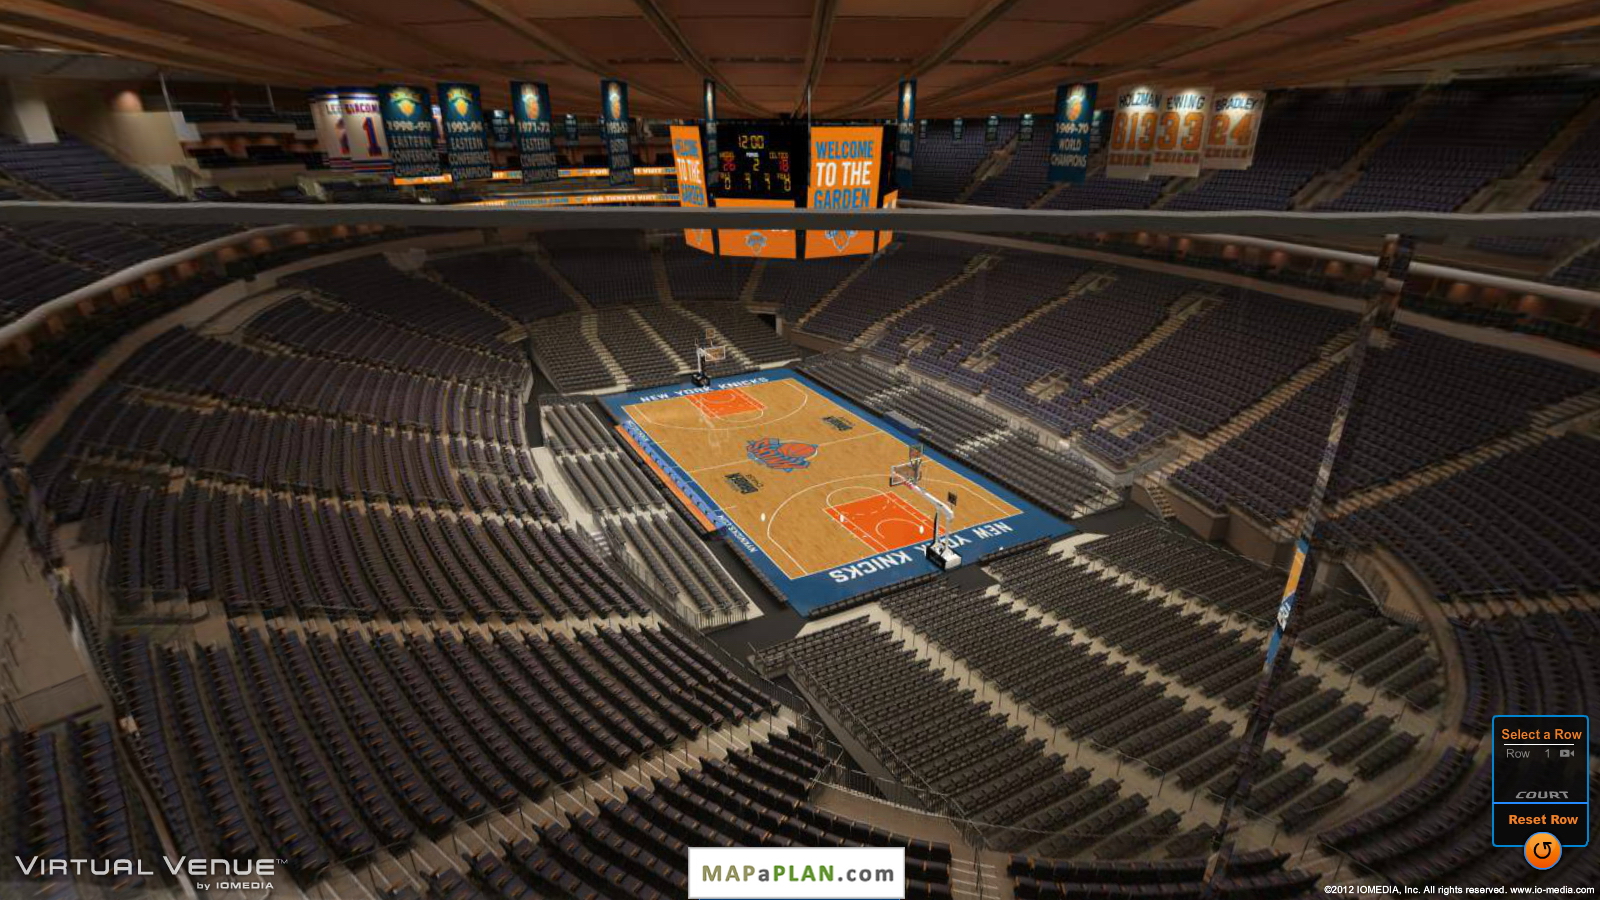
[713,122,807,202]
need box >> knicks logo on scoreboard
[825,230,858,252]
[745,231,769,254]
[746,438,818,472]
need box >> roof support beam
[907,0,1198,115]
[453,0,689,114]
[630,0,771,116]
[0,0,339,83]
[795,0,840,115]
[822,0,1023,117]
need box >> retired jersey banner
[714,197,796,259]
[806,125,881,259]
[952,117,964,141]
[1020,113,1035,142]
[894,79,916,189]
[1049,82,1097,184]
[488,109,514,148]
[379,85,441,181]
[1204,90,1266,170]
[1151,86,1210,176]
[511,81,559,184]
[669,124,713,253]
[1107,85,1161,180]
[438,83,493,182]
[703,79,719,167]
[308,89,349,170]
[985,114,1000,143]
[601,79,635,186]
[339,88,391,172]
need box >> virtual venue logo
[14,855,280,891]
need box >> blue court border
[600,368,1073,615]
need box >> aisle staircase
[849,253,998,349]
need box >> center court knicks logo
[746,438,818,472]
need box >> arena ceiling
[3,0,1599,117]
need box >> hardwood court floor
[622,378,1018,579]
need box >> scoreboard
[714,123,806,202]
[677,120,897,259]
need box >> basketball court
[601,370,1072,614]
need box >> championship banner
[1092,109,1110,152]
[307,89,349,170]
[601,79,635,186]
[378,85,442,182]
[1106,85,1162,180]
[564,113,579,143]
[488,109,515,148]
[1020,112,1035,142]
[511,81,559,184]
[806,125,881,259]
[339,88,391,172]
[438,82,493,182]
[985,114,999,143]
[1048,82,1097,184]
[703,79,719,169]
[1151,85,1210,177]
[917,119,928,140]
[894,79,916,189]
[1203,90,1266,170]
[714,197,795,259]
[669,124,713,254]
[952,117,964,141]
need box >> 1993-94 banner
[437,82,492,182]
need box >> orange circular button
[1524,832,1561,870]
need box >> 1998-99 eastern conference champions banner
[378,85,442,182]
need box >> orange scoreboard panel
[805,125,882,259]
[713,197,797,259]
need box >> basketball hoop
[886,444,960,571]
[889,457,923,488]
[692,327,729,388]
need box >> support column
[0,79,58,144]
[1202,234,1414,893]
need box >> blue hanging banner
[437,82,493,182]
[952,117,964,141]
[564,113,579,143]
[985,114,999,143]
[601,79,635,185]
[703,79,718,168]
[378,85,442,181]
[1020,112,1035,141]
[511,81,559,184]
[894,79,916,189]
[488,109,514,148]
[1048,82,1097,183]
